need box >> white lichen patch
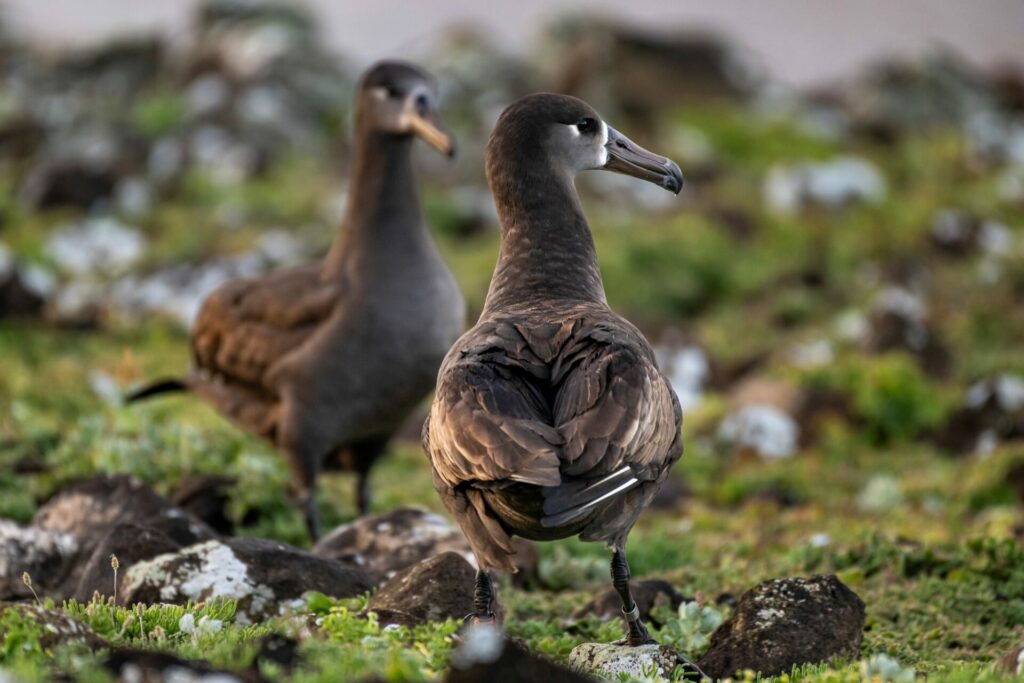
[0,520,79,577]
[121,541,276,625]
[568,642,678,679]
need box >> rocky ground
[2,1,1024,681]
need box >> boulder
[568,642,692,680]
[0,602,104,651]
[718,378,804,460]
[862,286,951,378]
[365,552,500,627]
[0,246,48,319]
[34,475,190,541]
[313,508,475,584]
[31,475,217,598]
[120,538,373,624]
[447,627,590,683]
[697,575,865,680]
[0,520,78,600]
[570,579,687,627]
[72,522,183,602]
[103,647,256,683]
[938,374,1024,455]
[314,508,537,586]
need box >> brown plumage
[423,93,683,645]
[129,62,465,539]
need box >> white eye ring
[568,123,582,137]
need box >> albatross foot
[463,612,497,627]
[620,603,656,647]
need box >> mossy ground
[1,106,1023,681]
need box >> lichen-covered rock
[568,642,684,680]
[939,373,1024,455]
[0,520,78,600]
[447,627,590,683]
[72,522,183,602]
[365,552,501,627]
[697,574,865,680]
[313,508,475,584]
[29,475,217,599]
[102,646,252,683]
[0,244,48,320]
[315,508,537,587]
[121,538,373,624]
[569,579,687,627]
[33,475,213,545]
[0,602,104,650]
[862,286,951,378]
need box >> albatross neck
[483,161,606,314]
[324,130,430,279]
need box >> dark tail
[124,378,189,403]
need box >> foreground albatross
[424,93,683,645]
[130,61,465,539]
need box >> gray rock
[71,522,184,603]
[764,156,886,214]
[448,629,590,683]
[568,642,683,680]
[45,217,146,277]
[102,647,249,683]
[697,574,865,680]
[940,373,1024,455]
[31,475,217,598]
[314,508,537,587]
[863,286,951,378]
[365,552,500,627]
[121,537,373,624]
[0,244,47,319]
[313,508,475,584]
[0,520,78,600]
[33,475,209,544]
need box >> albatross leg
[351,437,388,517]
[464,570,497,626]
[611,546,655,646]
[302,491,321,542]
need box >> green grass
[2,104,1024,681]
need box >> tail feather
[540,465,639,528]
[124,378,188,403]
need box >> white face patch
[567,123,581,138]
[596,120,608,167]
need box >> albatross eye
[576,118,598,134]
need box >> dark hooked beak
[408,109,456,158]
[603,126,683,194]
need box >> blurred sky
[5,0,1024,87]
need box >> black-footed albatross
[129,61,466,540]
[423,93,683,646]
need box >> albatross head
[487,93,682,194]
[358,61,455,157]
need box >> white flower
[178,613,196,635]
[197,616,223,635]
